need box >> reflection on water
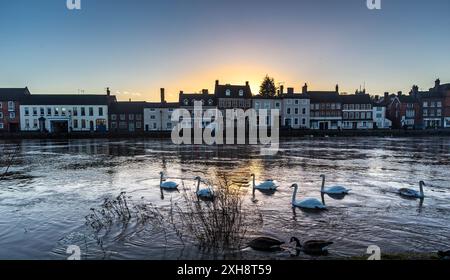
[0,137,450,260]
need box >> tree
[259,75,277,97]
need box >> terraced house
[280,87,310,129]
[341,90,373,130]
[308,84,342,130]
[0,88,30,132]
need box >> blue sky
[1,0,449,101]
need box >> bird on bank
[248,237,285,252]
[398,181,425,199]
[320,174,351,195]
[291,183,326,210]
[290,237,333,256]
[159,172,179,189]
[194,176,214,200]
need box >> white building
[20,95,112,133]
[143,103,178,131]
[252,97,282,127]
[280,89,310,129]
[372,104,391,129]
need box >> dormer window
[239,89,244,97]
[208,99,213,105]
[226,89,231,96]
[184,99,189,106]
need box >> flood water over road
[0,137,449,259]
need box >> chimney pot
[106,87,111,96]
[245,81,249,86]
[215,80,219,86]
[287,87,294,95]
[160,88,166,103]
[280,85,284,95]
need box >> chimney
[397,91,402,97]
[375,95,379,101]
[106,87,111,96]
[302,83,308,94]
[384,92,389,99]
[245,81,249,86]
[202,89,209,95]
[287,87,294,95]
[160,88,166,103]
[280,85,284,95]
[335,84,339,93]
[129,98,132,102]
[179,90,184,94]
[435,78,441,89]
[215,80,219,86]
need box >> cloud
[115,91,142,97]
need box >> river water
[0,137,449,260]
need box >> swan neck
[321,176,325,191]
[160,173,163,186]
[196,178,201,192]
[252,176,255,189]
[419,182,424,196]
[292,185,298,205]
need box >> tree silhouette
[259,75,277,97]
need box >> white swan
[159,172,178,189]
[195,176,214,199]
[399,181,425,199]
[291,183,326,210]
[320,175,350,195]
[251,174,278,191]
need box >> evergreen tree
[259,75,277,97]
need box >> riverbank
[1,129,450,140]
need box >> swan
[399,181,425,199]
[194,176,214,199]
[291,184,326,210]
[290,237,333,255]
[251,174,278,191]
[320,175,350,195]
[159,172,178,189]
[248,237,285,252]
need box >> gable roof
[308,91,340,103]
[21,94,113,106]
[179,93,216,106]
[214,83,252,98]
[0,87,31,101]
[340,94,371,104]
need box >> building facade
[0,88,30,132]
[280,87,310,129]
[143,103,178,131]
[252,96,282,127]
[372,97,392,129]
[215,80,252,111]
[20,94,111,133]
[178,90,217,129]
[308,84,342,130]
[341,92,373,130]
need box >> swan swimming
[320,174,351,195]
[291,183,326,210]
[290,237,333,255]
[399,181,425,199]
[194,176,214,199]
[251,174,278,191]
[159,172,179,189]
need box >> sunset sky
[1,0,450,101]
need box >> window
[361,112,366,119]
[136,114,142,121]
[81,119,86,129]
[294,118,299,125]
[208,99,213,106]
[0,103,2,109]
[287,108,291,114]
[275,102,280,108]
[54,108,59,116]
[62,108,66,116]
[81,107,86,116]
[98,107,103,116]
[40,108,45,116]
[295,108,299,114]
[47,108,52,116]
[343,112,348,119]
[423,109,428,117]
[437,109,442,116]
[25,107,30,116]
[25,119,30,128]
[302,108,306,115]
[111,122,117,129]
[302,118,306,125]
[129,114,134,121]
[295,100,299,105]
[376,107,382,111]
[0,123,3,129]
[376,113,382,118]
[0,112,2,119]
[119,122,127,129]
[331,103,336,110]
[119,114,126,121]
[167,122,172,129]
[184,99,189,106]
[89,107,94,116]
[355,112,360,119]
[73,120,78,129]
[437,101,442,108]
[255,102,260,109]
[136,122,142,129]
[33,119,38,128]
[423,101,428,107]
[153,123,157,129]
[9,112,15,119]
[8,101,14,111]
[226,89,231,96]
[239,89,244,96]
[73,107,78,116]
[33,107,37,116]
[367,112,372,119]
[111,114,117,121]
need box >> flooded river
[0,137,449,259]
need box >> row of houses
[1,79,450,134]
